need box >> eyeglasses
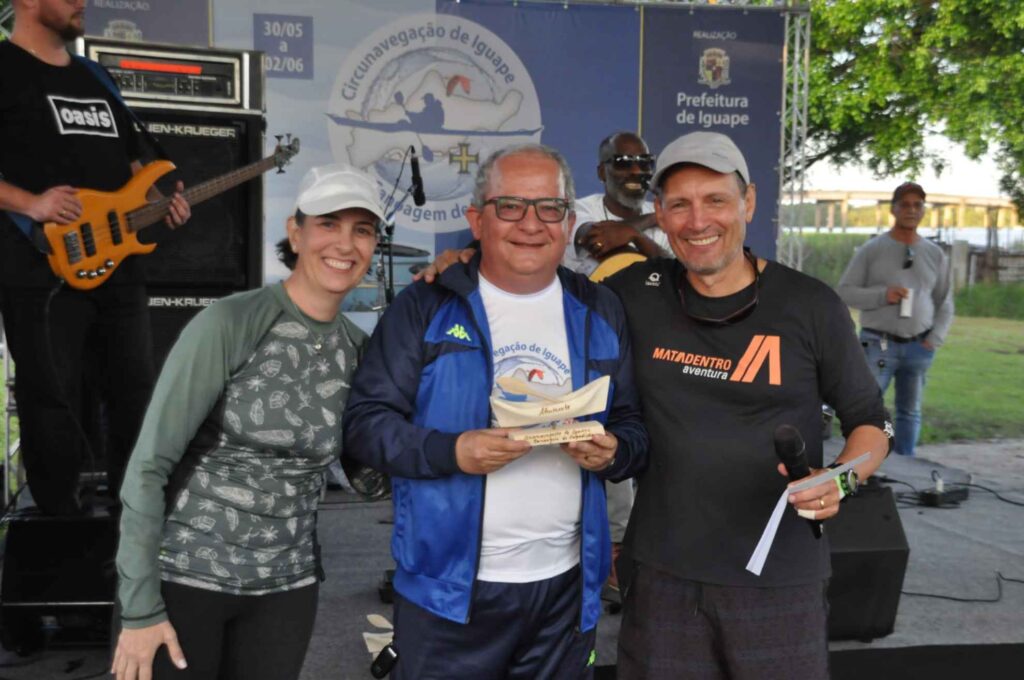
[606,154,656,171]
[678,249,760,326]
[903,246,915,269]
[482,196,571,223]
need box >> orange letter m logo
[729,335,781,385]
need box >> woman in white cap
[111,164,385,680]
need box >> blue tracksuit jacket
[342,256,648,632]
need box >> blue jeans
[860,329,935,456]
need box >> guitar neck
[127,155,279,231]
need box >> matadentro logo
[326,14,543,234]
[652,334,781,385]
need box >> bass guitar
[23,135,299,290]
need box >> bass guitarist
[0,0,190,516]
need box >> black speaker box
[0,510,117,652]
[132,108,265,371]
[136,108,264,290]
[827,483,909,641]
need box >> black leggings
[153,580,319,680]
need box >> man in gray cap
[603,131,892,679]
[837,181,954,457]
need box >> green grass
[899,316,1024,443]
[955,282,1024,320]
[0,360,20,498]
[779,232,874,288]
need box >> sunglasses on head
[607,154,655,171]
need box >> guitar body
[42,160,175,290]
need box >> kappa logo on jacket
[445,323,472,342]
[47,96,118,138]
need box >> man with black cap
[838,182,954,457]
[604,131,892,679]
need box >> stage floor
[1,440,1022,679]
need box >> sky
[806,136,1006,199]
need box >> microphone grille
[773,424,804,460]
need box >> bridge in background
[796,190,1020,231]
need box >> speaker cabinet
[827,483,910,641]
[0,510,117,652]
[131,108,265,371]
[136,109,264,290]
[145,287,235,373]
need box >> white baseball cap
[651,131,750,190]
[294,163,387,223]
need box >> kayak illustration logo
[327,14,543,233]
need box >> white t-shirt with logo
[476,274,582,583]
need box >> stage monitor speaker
[827,483,909,641]
[134,108,264,291]
[0,510,117,653]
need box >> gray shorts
[618,564,829,680]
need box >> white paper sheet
[745,453,871,576]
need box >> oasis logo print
[48,96,118,138]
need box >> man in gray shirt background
[837,181,955,456]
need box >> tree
[807,1,1024,209]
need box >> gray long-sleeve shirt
[836,233,954,347]
[117,284,366,628]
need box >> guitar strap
[74,56,174,163]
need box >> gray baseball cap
[651,131,750,190]
[294,163,387,222]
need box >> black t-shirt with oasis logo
[0,41,143,287]
[606,257,887,587]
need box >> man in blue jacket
[343,144,648,679]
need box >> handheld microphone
[409,146,426,207]
[773,424,822,539]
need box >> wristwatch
[828,462,859,500]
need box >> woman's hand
[112,620,187,679]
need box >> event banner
[85,0,210,47]
[642,7,786,256]
[210,0,786,319]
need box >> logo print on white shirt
[645,272,662,287]
[47,96,118,138]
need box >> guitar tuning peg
[275,134,283,144]
[286,133,292,143]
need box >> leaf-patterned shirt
[116,284,366,628]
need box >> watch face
[845,470,858,494]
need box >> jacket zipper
[575,302,593,632]
[463,297,494,624]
